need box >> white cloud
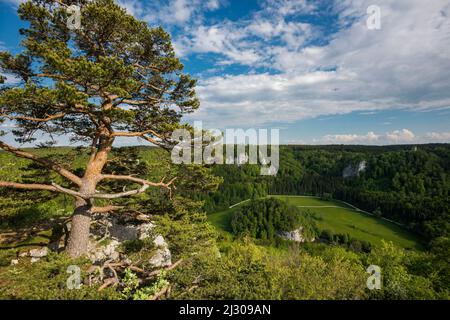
[385,129,415,143]
[138,0,223,26]
[189,68,450,128]
[172,0,193,23]
[177,24,262,64]
[424,132,450,142]
[205,0,220,11]
[3,0,449,137]
[0,41,20,85]
[1,73,21,85]
[117,0,144,17]
[315,129,450,145]
[321,131,380,144]
[262,0,317,17]
[183,0,450,127]
[177,12,317,66]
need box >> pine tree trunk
[66,198,92,258]
[66,136,112,258]
[66,179,97,258]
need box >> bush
[318,230,372,253]
[169,239,368,300]
[0,251,120,299]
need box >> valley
[208,195,424,250]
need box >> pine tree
[0,0,199,257]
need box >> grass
[208,195,424,251]
[208,207,235,234]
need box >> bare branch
[133,63,161,73]
[112,129,163,139]
[51,181,149,199]
[120,98,160,105]
[149,285,170,300]
[100,174,177,197]
[97,277,118,292]
[0,181,60,192]
[50,182,84,198]
[146,258,183,279]
[50,173,176,200]
[91,205,125,214]
[106,258,184,278]
[140,135,168,149]
[89,184,149,199]
[0,113,66,122]
[0,141,82,186]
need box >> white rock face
[148,235,172,267]
[153,235,166,247]
[86,215,171,267]
[138,222,156,240]
[148,247,172,268]
[28,247,48,263]
[343,160,367,178]
[43,215,171,266]
[278,227,305,243]
[87,239,121,262]
[29,247,48,257]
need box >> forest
[202,144,450,246]
[230,198,318,242]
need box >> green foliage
[230,198,317,242]
[319,229,372,253]
[0,251,120,299]
[204,145,450,244]
[1,0,199,144]
[428,237,450,293]
[269,245,367,299]
[365,241,441,299]
[0,147,84,229]
[210,195,423,250]
[121,268,169,300]
[0,145,448,300]
[169,239,367,300]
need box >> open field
[208,195,424,250]
[208,207,235,234]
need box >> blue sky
[1,0,450,145]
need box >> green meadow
[208,195,424,250]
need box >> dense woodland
[230,198,318,242]
[201,144,450,245]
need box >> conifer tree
[0,0,199,257]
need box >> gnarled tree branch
[91,205,125,214]
[87,184,149,199]
[0,113,66,122]
[50,181,148,199]
[0,181,61,192]
[111,129,163,140]
[100,174,176,196]
[0,141,82,186]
